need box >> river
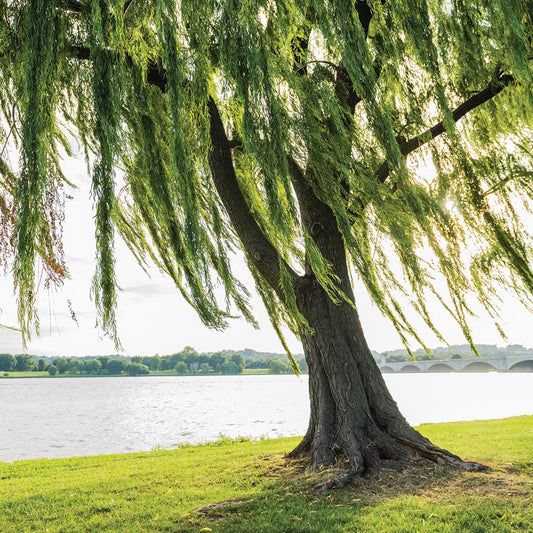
[1,373,531,462]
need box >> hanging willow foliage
[10,0,67,341]
[1,0,532,351]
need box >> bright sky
[0,154,532,358]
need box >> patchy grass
[0,416,531,532]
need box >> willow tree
[1,0,533,478]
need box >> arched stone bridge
[378,354,533,373]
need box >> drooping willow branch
[375,73,515,183]
[67,51,297,301]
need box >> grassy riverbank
[1,371,51,378]
[1,416,532,532]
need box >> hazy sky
[0,154,532,358]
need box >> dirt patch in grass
[257,454,532,505]
[441,468,532,500]
[197,499,248,513]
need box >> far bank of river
[2,369,275,378]
[2,366,532,379]
[1,373,531,462]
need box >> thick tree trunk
[286,159,485,482]
[288,262,486,483]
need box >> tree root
[312,470,355,490]
[440,456,488,472]
[311,455,487,491]
[395,434,489,473]
[299,431,489,490]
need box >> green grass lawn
[1,416,532,532]
[0,371,50,378]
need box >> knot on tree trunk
[310,222,324,237]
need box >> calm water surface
[1,373,531,462]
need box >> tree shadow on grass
[177,455,533,533]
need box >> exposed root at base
[399,440,489,473]
[446,458,488,472]
[312,470,355,490]
[289,421,489,489]
[309,454,488,491]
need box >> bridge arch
[509,360,533,372]
[462,361,497,372]
[380,366,394,373]
[400,364,421,373]
[427,363,454,373]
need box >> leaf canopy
[1,0,532,352]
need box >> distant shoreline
[2,366,531,379]
[0,369,276,379]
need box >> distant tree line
[44,356,149,376]
[0,353,40,372]
[129,346,308,375]
[0,347,308,376]
[8,342,530,376]
[2,342,529,376]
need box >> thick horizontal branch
[67,0,133,14]
[69,46,167,90]
[375,73,515,183]
[66,0,84,13]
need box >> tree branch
[69,42,295,299]
[123,0,134,14]
[207,98,299,296]
[291,2,373,111]
[334,1,375,112]
[67,0,133,14]
[66,0,84,13]
[375,73,515,183]
[69,45,167,89]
